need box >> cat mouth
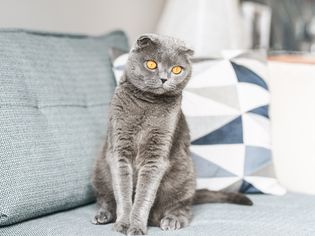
[144,80,162,89]
[144,79,176,93]
[163,83,176,91]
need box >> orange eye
[146,60,157,70]
[171,66,182,74]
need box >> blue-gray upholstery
[0,29,128,226]
[1,193,315,236]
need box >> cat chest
[127,108,178,144]
[134,128,145,148]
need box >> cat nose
[160,78,167,84]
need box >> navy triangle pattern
[240,181,263,194]
[192,152,237,178]
[231,62,269,90]
[192,116,243,145]
[248,105,269,118]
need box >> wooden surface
[268,54,315,64]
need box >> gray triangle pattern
[250,163,276,178]
[186,86,240,110]
[222,179,243,192]
[192,152,237,178]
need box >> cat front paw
[91,209,113,225]
[113,221,130,235]
[127,225,147,235]
[160,215,181,231]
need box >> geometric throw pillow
[184,51,286,195]
[112,50,286,195]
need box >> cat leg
[127,128,173,235]
[109,119,136,234]
[92,195,116,225]
[110,155,133,234]
[91,149,116,225]
[160,203,192,231]
[127,159,168,235]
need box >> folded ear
[136,34,158,49]
[185,48,194,56]
[180,46,194,57]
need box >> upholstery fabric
[0,29,129,226]
[111,51,285,195]
[1,193,315,236]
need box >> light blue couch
[2,194,315,235]
[0,29,314,236]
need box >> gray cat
[92,34,253,235]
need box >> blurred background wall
[0,0,165,43]
[1,0,315,53]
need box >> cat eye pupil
[146,60,157,70]
[172,66,182,74]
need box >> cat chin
[150,87,166,95]
[152,87,181,96]
[163,84,177,91]
[136,83,179,95]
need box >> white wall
[0,0,166,43]
[268,62,315,195]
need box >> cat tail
[193,189,253,206]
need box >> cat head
[125,34,194,95]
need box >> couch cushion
[1,193,315,235]
[0,29,129,226]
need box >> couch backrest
[0,29,129,226]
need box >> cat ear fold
[181,47,194,57]
[136,34,157,49]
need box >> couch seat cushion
[1,193,314,236]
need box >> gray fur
[92,34,253,235]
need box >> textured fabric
[111,51,285,195]
[1,193,315,235]
[0,29,129,226]
[183,52,285,195]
